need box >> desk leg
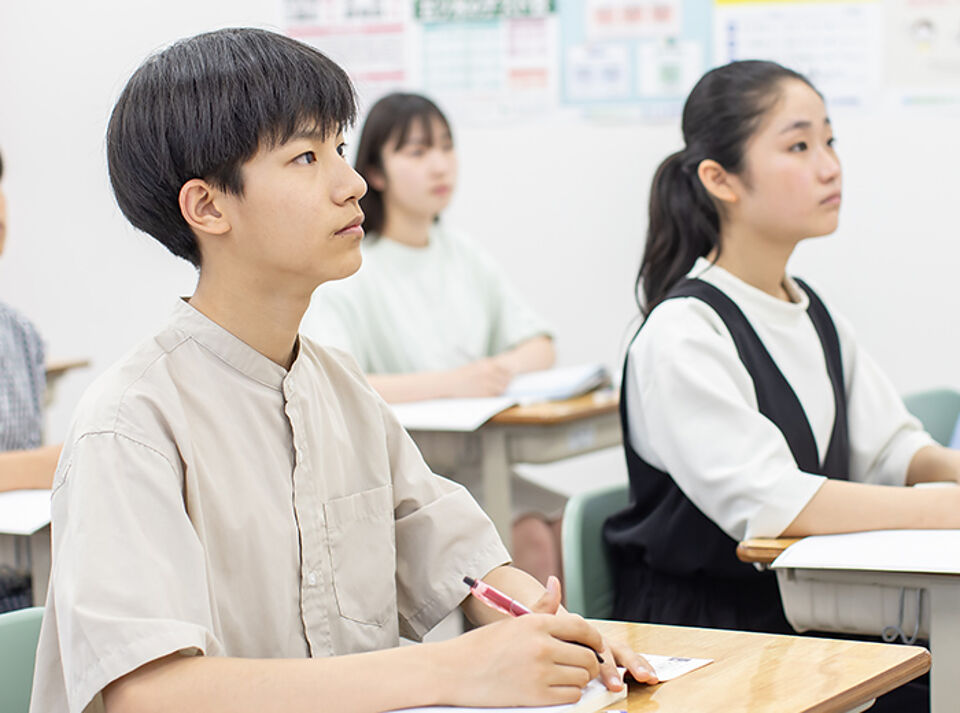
[480,429,512,551]
[928,582,960,713]
[30,526,51,606]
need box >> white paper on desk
[772,529,960,575]
[395,669,626,712]
[391,654,711,713]
[0,489,51,535]
[504,365,609,405]
[391,397,517,432]
[642,652,712,681]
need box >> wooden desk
[44,358,90,408]
[407,391,621,548]
[594,620,929,712]
[737,537,799,565]
[740,537,960,712]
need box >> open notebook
[390,364,611,432]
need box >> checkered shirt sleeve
[0,302,45,451]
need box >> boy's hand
[440,613,604,708]
[531,576,659,690]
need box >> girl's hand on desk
[443,358,512,397]
[437,613,603,707]
[532,576,659,690]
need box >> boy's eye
[294,151,317,165]
[337,143,347,158]
[826,137,837,148]
[789,141,808,152]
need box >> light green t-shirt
[301,225,551,374]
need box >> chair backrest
[902,389,960,447]
[562,483,629,619]
[0,606,43,713]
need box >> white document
[395,655,710,712]
[0,489,52,536]
[504,364,610,405]
[772,529,960,575]
[396,670,626,713]
[391,396,518,432]
[642,653,712,681]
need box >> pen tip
[463,576,476,587]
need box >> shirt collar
[161,298,289,390]
[689,257,810,323]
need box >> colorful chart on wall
[559,0,712,120]
[283,0,960,123]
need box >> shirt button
[307,572,318,587]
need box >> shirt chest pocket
[324,484,397,627]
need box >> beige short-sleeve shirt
[30,299,510,713]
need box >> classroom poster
[559,0,713,119]
[885,0,960,108]
[284,0,960,125]
[284,0,413,105]
[416,0,560,120]
[713,0,884,109]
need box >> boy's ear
[697,159,739,205]
[179,179,230,235]
[366,168,386,192]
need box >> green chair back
[0,607,43,713]
[903,389,960,447]
[562,484,629,619]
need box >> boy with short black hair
[30,28,652,713]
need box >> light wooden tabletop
[594,620,929,712]
[737,538,801,565]
[489,390,619,425]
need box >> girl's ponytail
[635,60,818,316]
[638,148,719,314]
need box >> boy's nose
[340,165,367,203]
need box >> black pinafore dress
[603,277,849,633]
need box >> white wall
[2,1,958,444]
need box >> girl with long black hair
[604,57,960,651]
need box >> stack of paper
[505,364,610,405]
